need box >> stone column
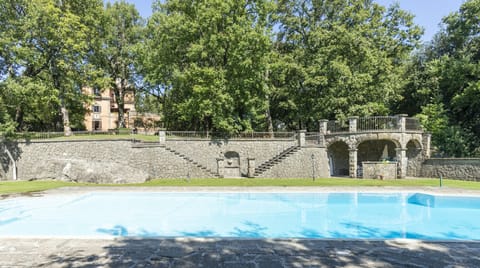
[396,148,407,179]
[247,158,256,178]
[318,119,328,147]
[349,149,358,178]
[396,114,408,132]
[349,116,359,132]
[298,130,306,147]
[422,133,431,159]
[158,128,166,147]
[319,120,328,135]
[217,158,224,178]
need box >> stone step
[165,147,220,178]
[254,146,301,176]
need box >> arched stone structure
[357,140,398,177]
[327,141,349,176]
[406,139,423,177]
[324,130,426,178]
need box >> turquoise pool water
[0,192,479,240]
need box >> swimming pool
[1,192,479,240]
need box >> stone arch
[356,139,399,178]
[327,141,349,176]
[406,139,422,151]
[355,136,401,150]
[224,151,241,177]
[325,136,348,148]
[357,140,399,162]
[224,151,240,166]
[406,139,423,177]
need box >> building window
[93,87,101,96]
[93,105,101,113]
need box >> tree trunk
[265,100,274,138]
[60,95,72,136]
[264,69,274,138]
[114,78,126,128]
[15,106,24,131]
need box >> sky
[109,0,467,43]
[374,0,466,42]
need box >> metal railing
[326,116,423,133]
[11,130,132,141]
[327,121,349,133]
[305,132,323,146]
[166,131,296,140]
[405,117,422,131]
[357,116,398,132]
[165,131,210,139]
[14,132,65,140]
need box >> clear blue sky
[374,0,466,42]
[109,0,466,43]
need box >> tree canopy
[1,0,479,156]
[398,0,480,156]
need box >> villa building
[83,87,162,133]
[83,87,136,131]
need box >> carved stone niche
[224,151,241,178]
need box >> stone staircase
[253,146,301,177]
[164,147,221,178]
[130,141,163,148]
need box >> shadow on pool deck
[1,237,480,267]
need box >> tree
[272,0,422,130]
[143,0,275,133]
[94,1,145,128]
[0,0,104,135]
[405,0,480,156]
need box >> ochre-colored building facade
[83,88,135,131]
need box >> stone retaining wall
[0,140,215,183]
[259,147,329,178]
[421,158,480,181]
[166,139,298,176]
[0,139,313,183]
[5,139,480,182]
[362,162,397,179]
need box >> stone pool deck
[1,186,480,267]
[1,237,480,267]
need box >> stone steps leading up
[253,146,301,177]
[130,141,163,148]
[164,147,221,178]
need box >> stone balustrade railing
[320,115,422,134]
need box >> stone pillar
[349,116,359,132]
[318,119,328,147]
[247,158,256,178]
[319,120,328,135]
[396,114,408,132]
[349,149,358,178]
[217,158,224,178]
[298,130,306,147]
[158,128,166,147]
[396,148,407,179]
[422,133,431,159]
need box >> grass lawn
[17,134,159,142]
[0,181,84,195]
[55,134,159,142]
[1,178,480,195]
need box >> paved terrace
[1,187,480,267]
[1,238,480,267]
